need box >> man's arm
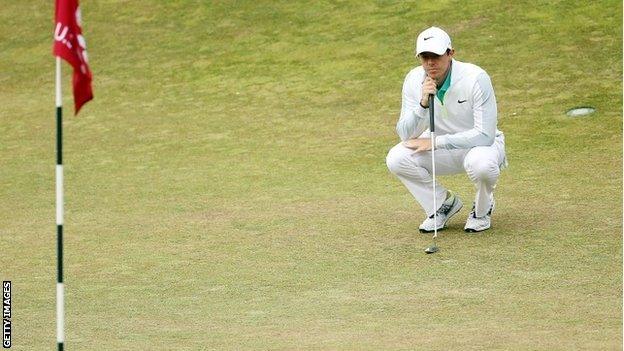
[435,72,497,149]
[396,71,430,141]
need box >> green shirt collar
[436,64,452,104]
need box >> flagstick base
[56,283,64,343]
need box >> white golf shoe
[419,192,463,233]
[464,200,495,233]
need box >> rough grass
[0,0,621,350]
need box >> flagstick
[55,56,65,351]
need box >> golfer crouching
[386,26,507,233]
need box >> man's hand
[420,76,436,107]
[403,138,433,153]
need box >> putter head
[424,245,439,254]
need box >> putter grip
[428,94,435,133]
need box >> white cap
[416,26,452,55]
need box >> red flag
[53,0,93,114]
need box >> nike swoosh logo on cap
[458,99,467,103]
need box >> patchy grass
[0,0,621,350]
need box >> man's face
[418,50,454,82]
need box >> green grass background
[1,0,622,350]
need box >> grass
[1,0,622,350]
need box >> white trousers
[386,136,506,218]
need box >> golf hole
[566,106,596,117]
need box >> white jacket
[396,59,503,149]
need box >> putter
[425,93,439,254]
